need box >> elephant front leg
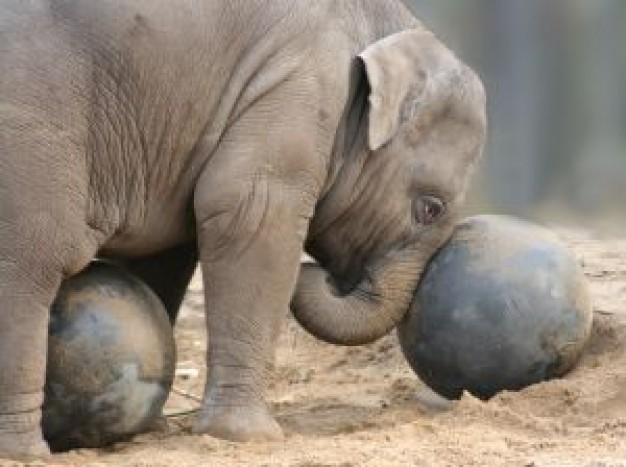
[192,174,313,441]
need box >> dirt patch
[3,228,626,466]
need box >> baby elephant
[0,0,486,458]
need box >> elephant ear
[359,29,457,151]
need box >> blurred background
[404,0,626,230]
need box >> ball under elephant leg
[42,262,176,452]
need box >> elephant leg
[191,182,310,441]
[0,215,97,459]
[112,242,198,324]
[190,144,318,441]
[0,278,53,458]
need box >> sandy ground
[2,227,626,466]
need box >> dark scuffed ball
[398,215,592,400]
[43,262,176,452]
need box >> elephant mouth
[309,249,377,298]
[326,269,364,297]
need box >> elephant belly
[98,203,195,258]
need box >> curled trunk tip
[291,261,418,346]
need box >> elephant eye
[415,195,445,225]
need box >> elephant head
[291,29,487,345]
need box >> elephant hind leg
[0,214,99,459]
[0,285,53,460]
[111,242,198,324]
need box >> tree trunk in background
[485,0,543,210]
[565,0,626,215]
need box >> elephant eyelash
[412,187,452,204]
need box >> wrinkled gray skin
[0,0,486,459]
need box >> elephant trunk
[291,248,424,346]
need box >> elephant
[0,0,486,458]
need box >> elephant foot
[192,403,283,442]
[0,430,50,461]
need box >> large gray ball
[43,262,176,451]
[398,215,592,400]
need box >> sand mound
[3,228,625,466]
